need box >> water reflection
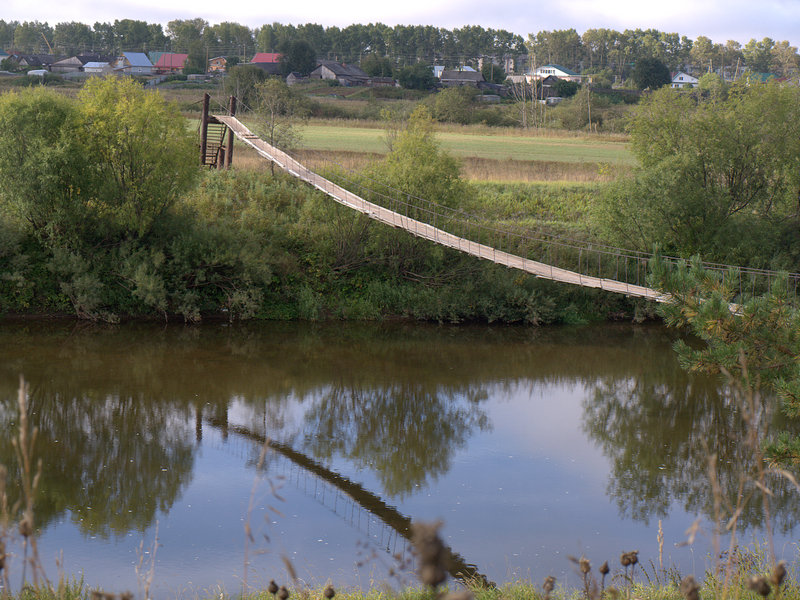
[584,358,800,533]
[0,321,796,591]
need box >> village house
[309,60,369,86]
[153,53,188,74]
[671,71,699,88]
[208,56,227,73]
[51,54,111,74]
[531,64,581,82]
[83,61,113,75]
[112,52,153,75]
[14,54,57,70]
[439,69,484,87]
[249,52,282,75]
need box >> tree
[0,79,198,245]
[631,57,671,89]
[223,64,268,108]
[253,79,307,173]
[593,82,800,263]
[480,61,506,84]
[184,39,206,74]
[279,39,317,76]
[361,54,394,77]
[552,78,579,97]
[370,105,465,208]
[770,40,799,77]
[649,256,800,463]
[690,35,715,71]
[432,86,475,124]
[167,18,207,52]
[397,63,435,90]
[53,21,93,54]
[743,37,775,73]
[72,77,198,240]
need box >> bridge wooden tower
[199,93,236,169]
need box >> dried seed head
[748,576,771,598]
[323,585,335,599]
[620,553,631,567]
[628,551,638,566]
[19,513,33,538]
[278,585,290,600]
[542,575,556,594]
[679,575,700,600]
[579,557,591,575]
[268,581,279,595]
[599,561,610,576]
[410,521,448,588]
[771,561,787,587]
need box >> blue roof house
[113,52,153,75]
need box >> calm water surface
[0,321,797,597]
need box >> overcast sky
[6,0,800,47]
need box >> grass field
[300,123,633,165]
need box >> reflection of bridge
[202,415,492,586]
[200,94,800,304]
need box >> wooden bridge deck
[216,115,666,302]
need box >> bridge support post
[225,96,236,169]
[200,93,210,166]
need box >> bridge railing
[306,156,800,302]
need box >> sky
[5,0,800,47]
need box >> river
[0,321,796,597]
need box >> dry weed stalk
[11,376,47,589]
[135,520,159,600]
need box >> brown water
[0,321,796,597]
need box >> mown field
[229,119,632,183]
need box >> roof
[251,52,281,64]
[155,53,188,69]
[122,52,152,67]
[84,62,110,69]
[440,70,484,81]
[315,60,368,79]
[537,64,579,76]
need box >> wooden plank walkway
[216,115,667,302]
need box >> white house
[671,72,699,88]
[84,61,112,75]
[531,64,581,82]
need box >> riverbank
[1,169,655,325]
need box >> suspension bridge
[202,413,491,586]
[200,94,800,303]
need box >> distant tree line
[1,19,798,79]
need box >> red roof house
[154,53,188,74]
[251,52,282,64]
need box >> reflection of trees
[300,384,490,497]
[584,371,799,533]
[0,385,196,538]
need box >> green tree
[397,63,435,90]
[184,39,206,74]
[361,53,394,77]
[631,56,671,89]
[279,39,317,75]
[73,77,199,240]
[594,83,800,263]
[253,79,308,173]
[0,88,86,242]
[743,37,775,73]
[649,256,800,463]
[369,105,465,208]
[480,61,506,84]
[223,64,268,108]
[432,86,475,124]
